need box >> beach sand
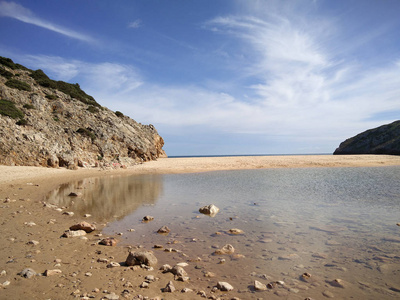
[1,155,400,299]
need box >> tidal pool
[46,167,400,299]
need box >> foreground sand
[1,155,400,299]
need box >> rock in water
[70,221,96,233]
[142,215,154,222]
[199,204,220,217]
[217,281,234,291]
[157,226,171,234]
[125,251,158,267]
[214,244,235,255]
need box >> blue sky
[1,0,400,156]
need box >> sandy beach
[1,154,400,299]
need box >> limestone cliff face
[0,57,166,168]
[334,120,400,155]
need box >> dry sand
[1,155,400,299]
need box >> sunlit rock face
[334,120,400,155]
[0,57,166,168]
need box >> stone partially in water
[199,204,219,217]
[99,237,118,246]
[142,215,154,222]
[157,226,171,234]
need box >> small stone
[145,275,156,282]
[70,221,96,233]
[107,262,120,268]
[199,204,219,217]
[140,282,149,288]
[99,237,118,246]
[157,226,171,234]
[68,192,79,197]
[27,240,39,245]
[204,271,216,278]
[153,244,163,249]
[0,270,6,276]
[228,228,244,235]
[18,268,36,278]
[162,281,175,293]
[2,281,10,287]
[84,214,91,218]
[322,290,334,298]
[103,292,119,300]
[24,221,36,227]
[160,264,172,272]
[142,215,154,222]
[181,288,193,293]
[62,230,87,238]
[214,244,235,255]
[267,282,277,289]
[62,211,74,216]
[85,272,92,277]
[217,281,234,291]
[254,280,267,291]
[396,223,400,226]
[328,278,346,288]
[44,269,62,276]
[125,251,158,267]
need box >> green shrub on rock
[0,99,24,119]
[5,79,31,91]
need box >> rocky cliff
[334,120,400,155]
[0,57,166,168]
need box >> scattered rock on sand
[62,230,87,238]
[328,278,346,288]
[62,211,74,216]
[254,280,267,291]
[99,237,118,246]
[199,204,220,217]
[44,269,62,276]
[217,281,234,291]
[162,281,176,293]
[18,268,36,278]
[125,250,158,267]
[214,244,235,255]
[157,226,171,234]
[70,221,96,233]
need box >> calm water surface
[46,167,400,299]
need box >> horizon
[1,0,399,156]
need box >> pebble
[217,281,234,291]
[322,290,334,298]
[2,281,10,287]
[199,204,220,217]
[62,211,74,216]
[84,214,92,218]
[214,244,235,255]
[107,262,120,268]
[27,240,39,245]
[229,228,244,235]
[162,281,176,293]
[18,268,36,278]
[181,288,193,293]
[328,278,346,288]
[70,221,96,233]
[126,250,158,267]
[254,280,267,291]
[102,292,119,300]
[0,270,6,277]
[24,221,36,227]
[62,230,87,238]
[44,269,62,276]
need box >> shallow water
[46,167,400,299]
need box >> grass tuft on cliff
[5,79,32,91]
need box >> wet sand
[1,155,400,299]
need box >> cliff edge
[334,120,400,155]
[0,57,166,168]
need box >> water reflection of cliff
[45,174,163,221]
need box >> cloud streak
[0,1,95,43]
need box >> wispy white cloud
[128,19,142,29]
[0,1,95,43]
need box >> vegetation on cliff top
[0,56,99,108]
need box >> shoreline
[1,154,400,299]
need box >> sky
[0,0,399,156]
